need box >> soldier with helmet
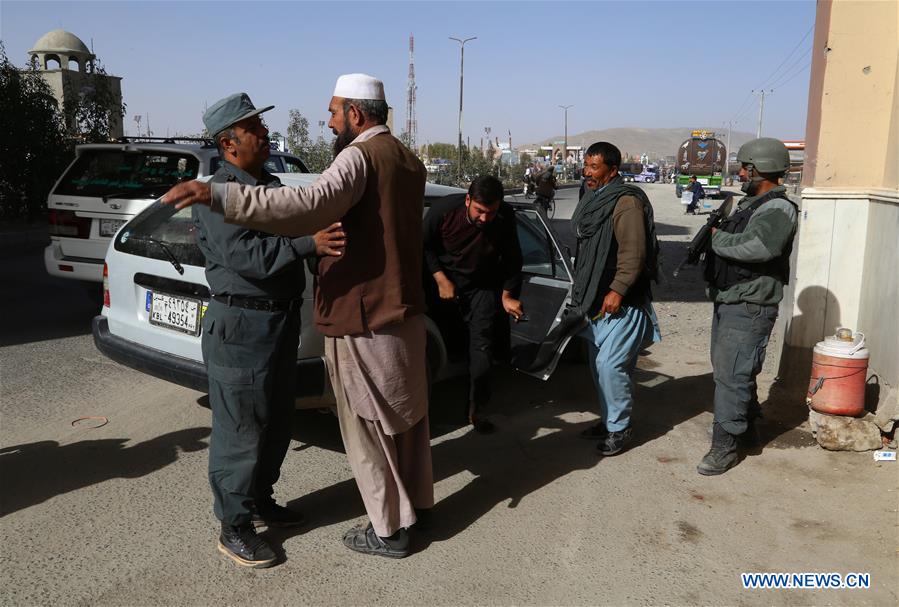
[698,137,798,476]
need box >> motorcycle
[523,178,535,199]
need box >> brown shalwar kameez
[325,314,433,536]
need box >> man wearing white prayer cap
[163,74,434,558]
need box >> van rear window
[55,149,200,198]
[114,202,205,267]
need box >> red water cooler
[807,328,869,417]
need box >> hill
[523,127,757,159]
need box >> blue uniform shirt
[193,161,315,299]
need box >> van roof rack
[114,136,216,148]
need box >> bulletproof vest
[704,189,797,290]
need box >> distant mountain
[523,127,757,158]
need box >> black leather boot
[218,523,277,568]
[697,423,738,476]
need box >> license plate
[148,291,200,335]
[100,219,126,237]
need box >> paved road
[1,184,896,605]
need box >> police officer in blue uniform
[195,93,345,567]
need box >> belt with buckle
[212,294,300,312]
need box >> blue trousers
[579,304,658,432]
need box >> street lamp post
[450,36,476,181]
[559,104,573,178]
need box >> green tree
[0,43,72,218]
[286,108,332,172]
[424,142,456,161]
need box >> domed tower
[29,29,123,139]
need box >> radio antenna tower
[405,33,418,151]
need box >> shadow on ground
[267,357,760,555]
[0,427,210,517]
[0,249,100,347]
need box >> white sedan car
[92,175,583,406]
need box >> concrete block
[808,409,883,451]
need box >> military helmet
[736,137,790,174]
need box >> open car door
[508,204,587,380]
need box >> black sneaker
[597,427,633,456]
[578,421,608,440]
[218,523,277,568]
[343,523,409,559]
[252,501,305,528]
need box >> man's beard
[332,126,356,157]
[466,209,488,230]
[741,179,760,196]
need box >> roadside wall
[781,0,899,414]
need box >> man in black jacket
[194,93,344,568]
[423,176,523,433]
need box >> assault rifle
[672,196,735,278]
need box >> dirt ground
[1,183,896,606]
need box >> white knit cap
[333,73,385,100]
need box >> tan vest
[314,132,427,337]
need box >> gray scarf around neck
[570,175,654,310]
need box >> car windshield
[54,149,200,198]
[114,201,205,267]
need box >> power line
[768,46,812,88]
[732,95,759,125]
[754,24,814,90]
[728,23,814,125]
[769,55,813,90]
[730,90,755,123]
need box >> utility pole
[405,33,418,151]
[450,36,476,181]
[722,120,733,184]
[752,89,772,138]
[559,104,573,177]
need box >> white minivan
[44,138,307,282]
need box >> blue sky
[1,0,817,144]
